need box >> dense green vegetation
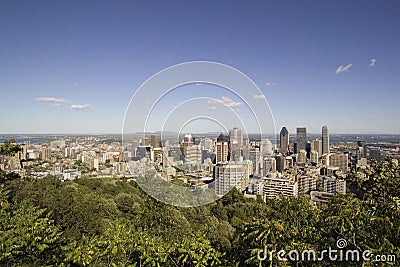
[1,141,399,266]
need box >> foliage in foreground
[0,160,399,266]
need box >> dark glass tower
[296,127,307,153]
[322,126,330,155]
[279,127,289,155]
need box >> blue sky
[1,0,400,134]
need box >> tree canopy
[0,158,399,266]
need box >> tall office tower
[229,128,242,161]
[150,134,159,148]
[312,139,323,156]
[229,127,243,147]
[216,141,229,163]
[322,126,330,155]
[296,127,307,153]
[230,142,241,161]
[306,142,312,159]
[260,139,273,156]
[279,127,289,155]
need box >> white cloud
[36,97,67,105]
[266,82,277,86]
[144,114,152,118]
[369,58,376,67]
[208,106,217,110]
[70,104,93,110]
[253,94,265,100]
[336,64,352,74]
[207,96,243,107]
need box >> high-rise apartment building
[216,142,229,163]
[297,175,318,194]
[319,176,346,194]
[214,162,246,195]
[322,126,330,155]
[263,176,298,199]
[183,144,201,163]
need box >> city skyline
[1,2,400,265]
[1,1,400,134]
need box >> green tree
[0,139,21,157]
[0,186,62,266]
[0,139,22,182]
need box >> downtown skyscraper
[296,127,307,153]
[229,127,243,147]
[322,126,330,155]
[279,127,289,155]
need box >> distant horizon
[2,132,400,136]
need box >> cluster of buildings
[1,137,130,181]
[2,125,397,205]
[123,126,353,204]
